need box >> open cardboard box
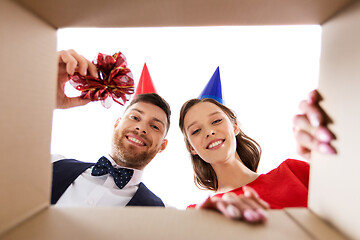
[1,0,359,239]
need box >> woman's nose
[206,130,215,138]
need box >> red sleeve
[187,204,197,209]
[283,159,310,188]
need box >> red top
[188,159,309,209]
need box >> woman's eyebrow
[187,121,198,131]
[208,111,221,117]
[186,111,221,131]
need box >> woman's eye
[191,129,200,135]
[212,119,222,124]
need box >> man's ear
[234,120,241,135]
[158,139,168,153]
[114,117,121,128]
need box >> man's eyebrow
[152,117,165,127]
[131,108,144,114]
[186,111,221,131]
[131,108,165,127]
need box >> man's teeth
[128,137,144,145]
[208,140,223,149]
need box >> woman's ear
[234,120,241,135]
[188,144,198,155]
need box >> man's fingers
[87,61,99,78]
[58,97,91,109]
[58,50,78,75]
[58,49,97,77]
[68,50,89,76]
[67,50,98,78]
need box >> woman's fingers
[293,90,337,159]
[222,192,267,223]
[243,186,270,210]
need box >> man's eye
[151,125,160,130]
[130,116,139,121]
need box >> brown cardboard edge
[320,0,355,24]
[2,207,314,240]
[14,0,353,28]
[284,208,348,240]
[0,203,48,239]
[0,0,56,235]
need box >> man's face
[111,102,168,169]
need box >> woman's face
[183,101,239,165]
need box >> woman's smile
[206,139,225,149]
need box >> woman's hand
[293,90,337,159]
[197,186,269,223]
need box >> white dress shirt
[55,154,143,207]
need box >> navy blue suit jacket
[51,159,164,207]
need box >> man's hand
[293,89,336,159]
[57,50,98,109]
[197,187,269,223]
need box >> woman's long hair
[179,98,261,191]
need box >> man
[53,50,170,207]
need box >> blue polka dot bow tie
[91,157,134,189]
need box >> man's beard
[111,130,158,169]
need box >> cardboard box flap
[2,207,313,240]
[310,1,360,239]
[0,0,56,236]
[15,0,353,28]
[285,208,347,240]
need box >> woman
[179,93,335,222]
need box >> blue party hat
[199,67,224,104]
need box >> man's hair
[126,93,171,134]
[179,98,261,191]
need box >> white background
[52,26,321,209]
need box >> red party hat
[134,63,157,95]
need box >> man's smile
[126,134,147,146]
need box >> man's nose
[135,126,147,134]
